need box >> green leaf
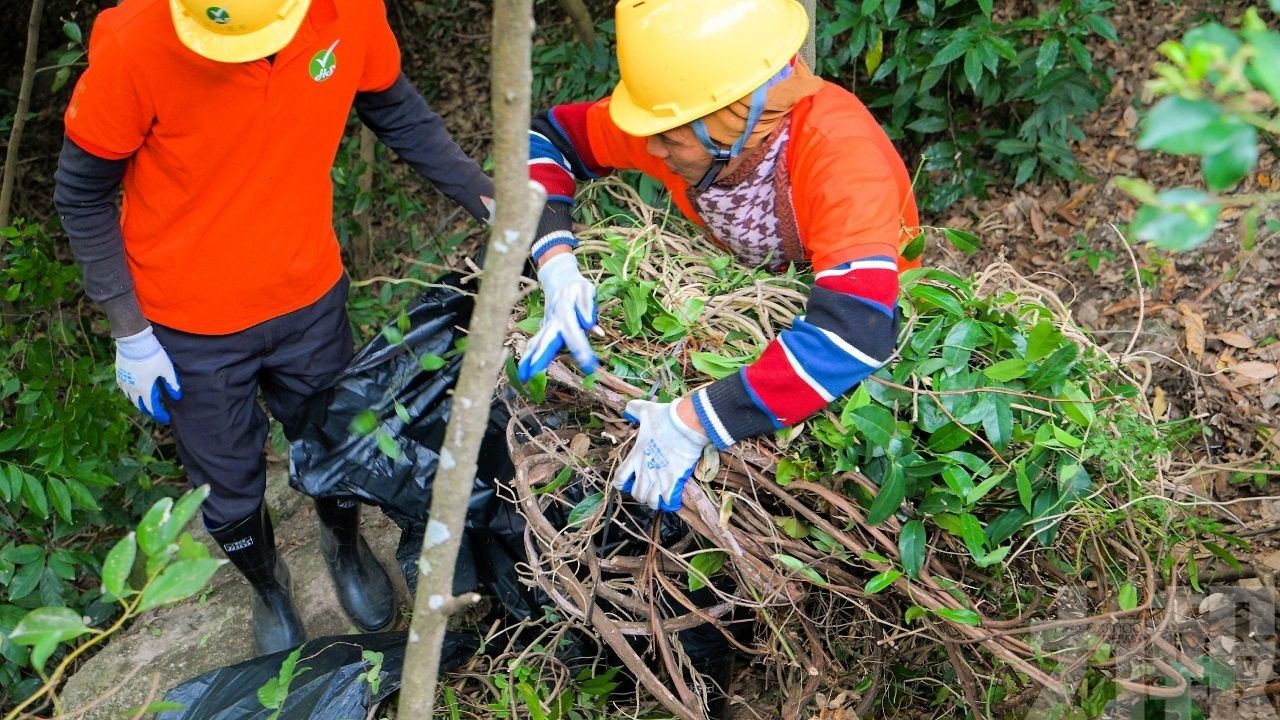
[690,351,748,380]
[21,472,48,520]
[535,466,573,496]
[773,553,828,586]
[136,497,173,559]
[908,285,965,317]
[963,50,983,92]
[898,520,925,579]
[62,21,82,44]
[688,551,727,592]
[930,33,972,68]
[1025,321,1062,362]
[942,228,980,253]
[1059,383,1096,426]
[905,116,948,134]
[1202,121,1257,192]
[865,570,902,594]
[47,477,72,523]
[1137,97,1227,155]
[983,358,1028,382]
[865,464,905,524]
[8,607,91,672]
[1027,342,1079,391]
[349,409,377,436]
[375,430,401,460]
[850,404,895,448]
[8,560,42,601]
[1,543,43,565]
[1118,582,1138,611]
[1246,29,1280,105]
[865,29,884,76]
[980,394,1013,452]
[1036,35,1060,76]
[904,606,928,623]
[101,532,138,599]
[1085,14,1119,43]
[1131,189,1223,251]
[381,326,404,346]
[419,353,446,371]
[927,423,970,453]
[901,232,925,261]
[976,0,992,17]
[567,492,604,527]
[973,545,1009,568]
[935,607,981,626]
[137,559,224,613]
[161,486,210,548]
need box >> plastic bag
[287,280,541,618]
[155,630,478,720]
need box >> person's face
[645,126,714,185]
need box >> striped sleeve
[692,256,899,449]
[528,102,612,263]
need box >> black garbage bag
[155,630,479,720]
[287,279,543,620]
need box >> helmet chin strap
[690,81,771,191]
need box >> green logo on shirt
[309,39,340,82]
[205,5,230,24]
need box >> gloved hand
[612,399,711,512]
[517,252,599,382]
[115,326,182,424]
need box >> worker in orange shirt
[54,0,493,655]
[519,0,919,511]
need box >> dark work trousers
[151,277,354,527]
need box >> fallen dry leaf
[1215,331,1256,349]
[1231,361,1279,381]
[1152,386,1168,420]
[1179,303,1206,359]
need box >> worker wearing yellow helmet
[55,0,493,655]
[521,0,920,511]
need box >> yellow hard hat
[609,0,810,138]
[170,0,312,63]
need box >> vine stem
[4,595,142,720]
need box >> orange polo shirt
[581,84,921,273]
[64,0,401,334]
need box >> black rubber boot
[315,497,395,631]
[206,503,306,656]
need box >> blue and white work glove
[517,252,599,382]
[612,399,711,512]
[115,326,182,424]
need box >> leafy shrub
[815,0,1117,211]
[3,488,220,719]
[1122,4,1280,251]
[0,220,179,707]
[531,19,618,106]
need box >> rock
[60,464,411,720]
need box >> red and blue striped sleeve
[528,102,612,262]
[691,256,900,448]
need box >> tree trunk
[396,0,543,716]
[800,0,817,71]
[556,0,595,44]
[0,0,46,231]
